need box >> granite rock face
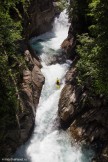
[12,0,55,39]
[61,20,78,60]
[58,61,108,161]
[19,49,45,141]
[1,49,45,158]
[24,0,55,39]
[59,3,108,161]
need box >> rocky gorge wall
[0,0,56,158]
[1,49,45,158]
[58,3,108,162]
[58,62,108,162]
[23,0,55,39]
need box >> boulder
[61,38,73,53]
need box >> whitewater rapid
[14,10,93,162]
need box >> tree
[69,0,108,95]
[0,1,27,151]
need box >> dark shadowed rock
[58,3,108,160]
[23,0,55,39]
[58,65,108,161]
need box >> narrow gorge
[0,1,108,162]
[14,9,93,162]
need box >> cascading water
[14,10,93,162]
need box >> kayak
[56,84,60,89]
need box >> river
[14,10,93,162]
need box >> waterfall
[14,10,93,162]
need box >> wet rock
[60,105,74,121]
[59,84,74,113]
[61,37,76,60]
[20,49,45,113]
[32,65,45,87]
[42,53,67,65]
[58,65,108,160]
[68,123,84,141]
[1,49,45,158]
[19,49,45,148]
[61,38,73,52]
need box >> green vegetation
[69,0,108,95]
[0,0,28,146]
